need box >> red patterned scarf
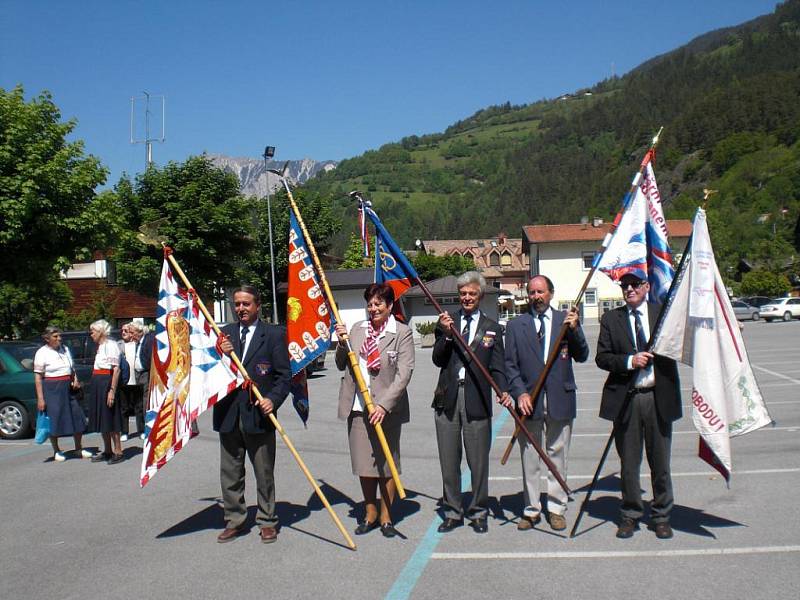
[360,319,387,373]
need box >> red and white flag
[140,257,244,487]
[651,208,772,484]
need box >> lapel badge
[256,362,271,376]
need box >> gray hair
[90,319,111,336]
[126,322,144,334]
[456,271,486,295]
[42,325,62,342]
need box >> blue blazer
[213,320,291,434]
[504,308,589,421]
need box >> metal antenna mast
[130,92,166,168]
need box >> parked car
[759,297,800,322]
[0,345,37,439]
[730,300,760,321]
[741,296,774,308]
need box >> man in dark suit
[131,322,153,439]
[596,271,681,540]
[505,275,589,531]
[432,272,509,534]
[215,285,291,544]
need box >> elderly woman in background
[334,283,415,538]
[86,319,124,464]
[33,326,91,462]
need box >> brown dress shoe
[616,517,638,539]
[217,526,245,543]
[517,515,541,531]
[653,522,673,539]
[260,526,278,543]
[547,513,567,531]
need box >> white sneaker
[79,449,93,459]
[54,452,67,462]
[120,434,129,442]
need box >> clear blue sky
[1,0,781,187]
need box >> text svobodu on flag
[651,208,771,484]
[140,258,243,487]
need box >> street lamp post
[263,145,278,323]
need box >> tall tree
[0,86,110,337]
[112,155,253,301]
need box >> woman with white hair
[33,326,91,462]
[86,319,124,464]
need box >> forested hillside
[305,0,800,284]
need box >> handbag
[35,411,51,444]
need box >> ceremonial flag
[140,259,244,487]
[286,210,334,425]
[651,208,772,484]
[596,161,675,302]
[360,199,419,310]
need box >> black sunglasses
[619,280,647,290]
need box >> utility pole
[131,92,166,169]
[263,145,278,323]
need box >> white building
[523,219,693,321]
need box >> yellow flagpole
[277,177,407,500]
[163,249,356,550]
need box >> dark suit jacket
[213,320,292,434]
[504,308,589,421]
[596,303,681,423]
[431,311,507,421]
[135,332,154,386]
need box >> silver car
[731,300,760,321]
[759,297,800,322]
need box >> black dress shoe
[437,518,463,533]
[354,520,379,535]
[380,523,399,538]
[469,518,488,533]
[616,517,638,539]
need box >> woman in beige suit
[335,283,415,538]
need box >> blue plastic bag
[34,411,50,444]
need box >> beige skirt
[347,411,401,478]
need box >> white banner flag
[651,208,772,484]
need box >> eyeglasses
[619,280,646,290]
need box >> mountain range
[209,154,337,197]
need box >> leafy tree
[112,156,253,301]
[0,86,110,337]
[339,233,373,269]
[740,269,791,296]
[412,253,476,282]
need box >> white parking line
[431,545,800,560]
[488,467,800,481]
[496,426,797,439]
[751,364,800,385]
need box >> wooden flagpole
[499,127,664,465]
[354,194,569,496]
[163,248,356,550]
[568,187,707,538]
[273,176,407,500]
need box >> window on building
[584,288,597,306]
[582,251,596,270]
[489,252,500,266]
[501,252,512,266]
[492,280,501,288]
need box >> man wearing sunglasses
[596,271,681,540]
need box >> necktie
[461,314,472,343]
[633,309,648,352]
[240,326,249,354]
[537,313,546,353]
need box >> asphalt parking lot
[2,319,798,600]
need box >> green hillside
[305,0,800,284]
